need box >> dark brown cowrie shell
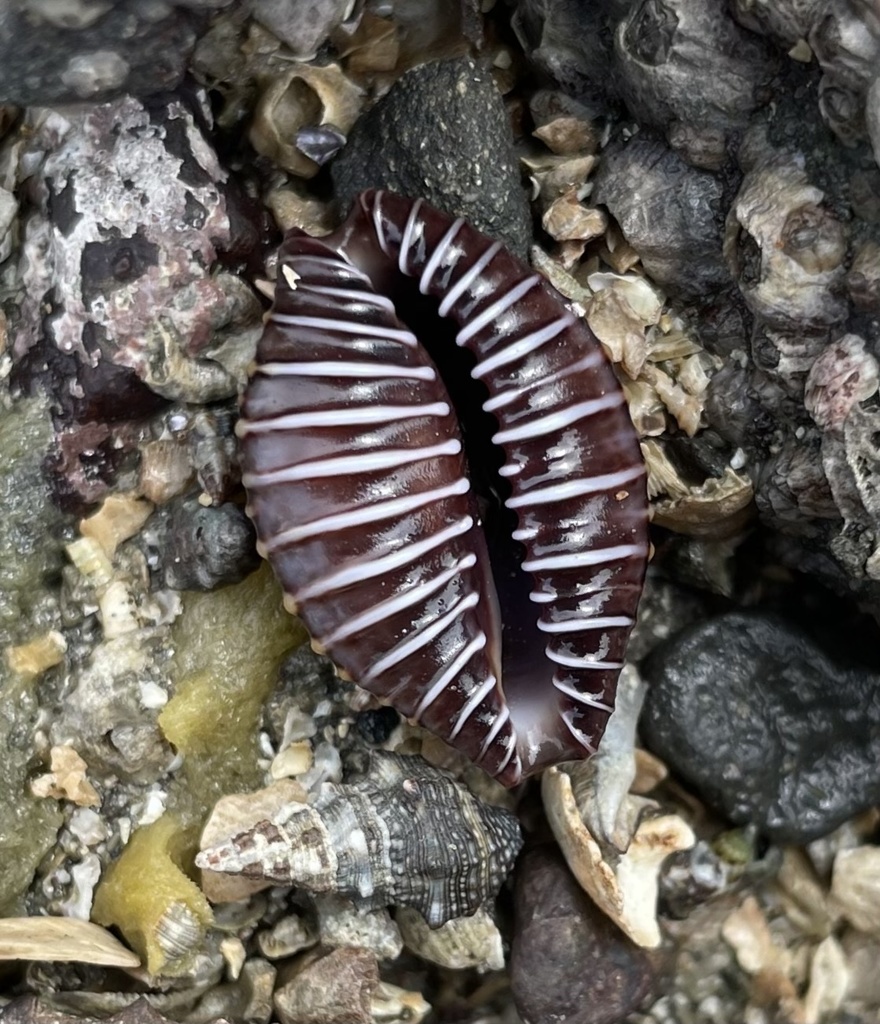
[238,190,649,786]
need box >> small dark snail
[238,190,649,786]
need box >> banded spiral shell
[238,190,649,786]
[196,752,523,926]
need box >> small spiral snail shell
[196,752,523,926]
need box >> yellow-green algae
[0,395,67,914]
[92,815,212,975]
[93,563,304,974]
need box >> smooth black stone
[332,56,532,258]
[642,611,880,843]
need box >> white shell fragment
[721,895,849,1024]
[79,493,154,560]
[397,906,505,972]
[314,894,404,961]
[197,752,523,927]
[0,917,139,967]
[542,667,695,948]
[31,745,100,807]
[830,847,880,935]
[803,936,849,1024]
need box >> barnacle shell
[724,156,848,329]
[804,334,880,433]
[249,64,362,178]
[196,752,523,927]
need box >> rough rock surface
[511,846,657,1024]
[11,96,262,411]
[592,135,730,298]
[160,497,259,591]
[0,1,226,106]
[273,947,378,1024]
[641,610,880,842]
[332,56,532,257]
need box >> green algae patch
[96,565,303,973]
[160,561,305,823]
[0,673,64,916]
[93,814,213,976]
[0,396,68,913]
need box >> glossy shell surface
[238,190,649,786]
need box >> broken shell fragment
[250,64,363,178]
[397,906,505,972]
[0,917,139,967]
[542,190,608,243]
[197,752,523,927]
[543,762,695,948]
[654,468,755,537]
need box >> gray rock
[511,0,617,117]
[273,947,378,1024]
[249,0,356,59]
[511,846,657,1024]
[162,498,259,591]
[642,611,880,842]
[613,0,778,136]
[331,56,532,258]
[592,135,730,299]
[0,1,227,106]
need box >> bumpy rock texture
[641,611,880,842]
[592,136,730,298]
[331,56,532,256]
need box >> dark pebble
[592,135,730,299]
[354,707,400,746]
[511,846,657,1024]
[161,497,259,591]
[641,611,880,843]
[332,56,532,258]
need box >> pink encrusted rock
[11,97,262,408]
[805,334,880,433]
